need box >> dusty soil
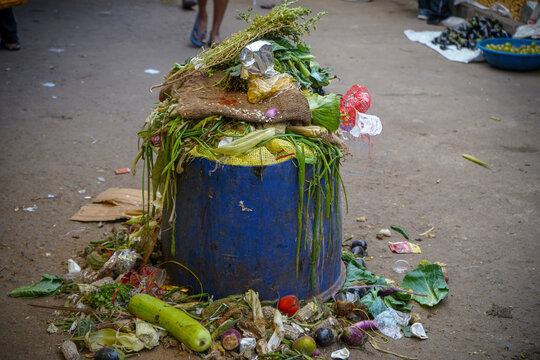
[1,0,538,359]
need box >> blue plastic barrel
[161,157,345,300]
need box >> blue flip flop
[190,19,207,47]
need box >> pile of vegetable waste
[134,1,382,282]
[9,215,449,359]
[7,3,391,359]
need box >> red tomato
[278,295,300,317]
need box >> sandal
[190,18,207,47]
[2,42,21,51]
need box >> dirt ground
[0,0,539,359]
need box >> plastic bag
[339,85,371,131]
[374,308,411,340]
[247,73,295,104]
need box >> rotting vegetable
[292,335,317,355]
[313,327,335,347]
[93,347,121,360]
[128,293,212,352]
[278,294,301,317]
[341,325,364,346]
[352,320,379,331]
[221,329,241,351]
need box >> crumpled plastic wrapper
[239,337,257,353]
[240,40,276,79]
[90,249,142,280]
[246,73,295,104]
[374,308,411,340]
[240,40,296,104]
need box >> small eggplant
[351,246,364,257]
[313,327,336,347]
[351,240,367,250]
[94,348,119,360]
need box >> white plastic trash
[411,323,428,339]
[331,348,350,359]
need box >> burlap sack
[158,70,311,125]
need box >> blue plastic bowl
[477,38,540,71]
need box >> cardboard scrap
[71,188,145,222]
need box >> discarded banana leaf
[462,154,490,168]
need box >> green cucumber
[128,293,211,352]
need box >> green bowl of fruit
[478,38,540,71]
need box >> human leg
[208,0,228,46]
[417,0,430,20]
[0,7,20,50]
[190,0,208,47]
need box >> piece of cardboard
[71,188,146,222]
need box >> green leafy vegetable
[267,37,334,91]
[82,283,132,310]
[9,274,63,298]
[401,264,449,307]
[343,261,380,287]
[305,92,341,131]
[383,292,413,313]
[401,325,413,338]
[360,290,388,317]
[341,250,356,263]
